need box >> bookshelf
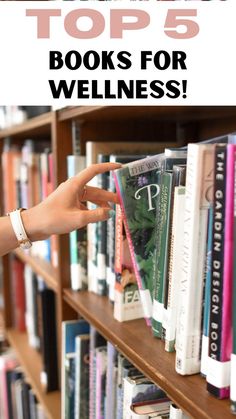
[1,106,236,419]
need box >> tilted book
[114,154,164,325]
[231,146,236,413]
[176,144,215,375]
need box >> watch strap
[9,209,32,249]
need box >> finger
[88,199,112,209]
[83,207,114,224]
[76,162,122,186]
[81,185,119,204]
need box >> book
[207,144,231,398]
[114,154,164,325]
[86,141,174,294]
[231,146,236,413]
[95,346,107,419]
[89,327,106,419]
[152,171,172,338]
[62,319,90,418]
[105,342,118,419]
[75,334,90,419]
[176,144,215,375]
[164,186,186,352]
[67,155,87,291]
[114,204,143,322]
[10,256,26,332]
[169,404,190,419]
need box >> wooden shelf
[58,106,236,124]
[64,289,231,419]
[14,249,58,293]
[6,329,61,419]
[0,112,52,140]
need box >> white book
[67,155,87,291]
[24,265,40,349]
[175,144,215,375]
[164,186,185,352]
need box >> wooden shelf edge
[13,249,58,293]
[58,106,236,124]
[63,289,231,419]
[6,329,61,419]
[0,112,52,139]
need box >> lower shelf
[6,329,61,419]
[64,289,231,419]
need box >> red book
[11,257,26,332]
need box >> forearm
[0,216,19,256]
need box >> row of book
[0,106,50,130]
[1,138,58,266]
[10,257,59,393]
[68,134,236,409]
[0,350,47,419]
[62,318,189,419]
[112,135,236,409]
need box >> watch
[9,208,32,250]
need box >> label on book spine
[152,300,164,323]
[139,290,152,319]
[231,354,236,402]
[207,358,230,388]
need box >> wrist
[21,207,49,242]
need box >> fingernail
[108,209,115,218]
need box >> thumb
[85,207,114,224]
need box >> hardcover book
[114,154,164,325]
[176,144,215,375]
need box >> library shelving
[1,106,236,419]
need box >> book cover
[176,144,215,375]
[108,154,147,302]
[114,204,143,322]
[67,155,87,291]
[75,334,90,419]
[114,154,164,326]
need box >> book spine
[176,144,213,375]
[231,147,236,412]
[200,205,213,376]
[113,172,152,327]
[207,145,228,398]
[164,186,185,352]
[152,172,172,339]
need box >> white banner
[0,1,235,105]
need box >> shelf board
[64,289,231,419]
[0,112,52,140]
[6,329,61,419]
[58,106,236,124]
[13,249,58,293]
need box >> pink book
[221,144,236,393]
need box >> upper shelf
[0,112,52,140]
[58,106,236,124]
[64,289,231,419]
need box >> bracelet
[8,208,32,250]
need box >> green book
[152,171,173,338]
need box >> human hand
[21,162,121,241]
